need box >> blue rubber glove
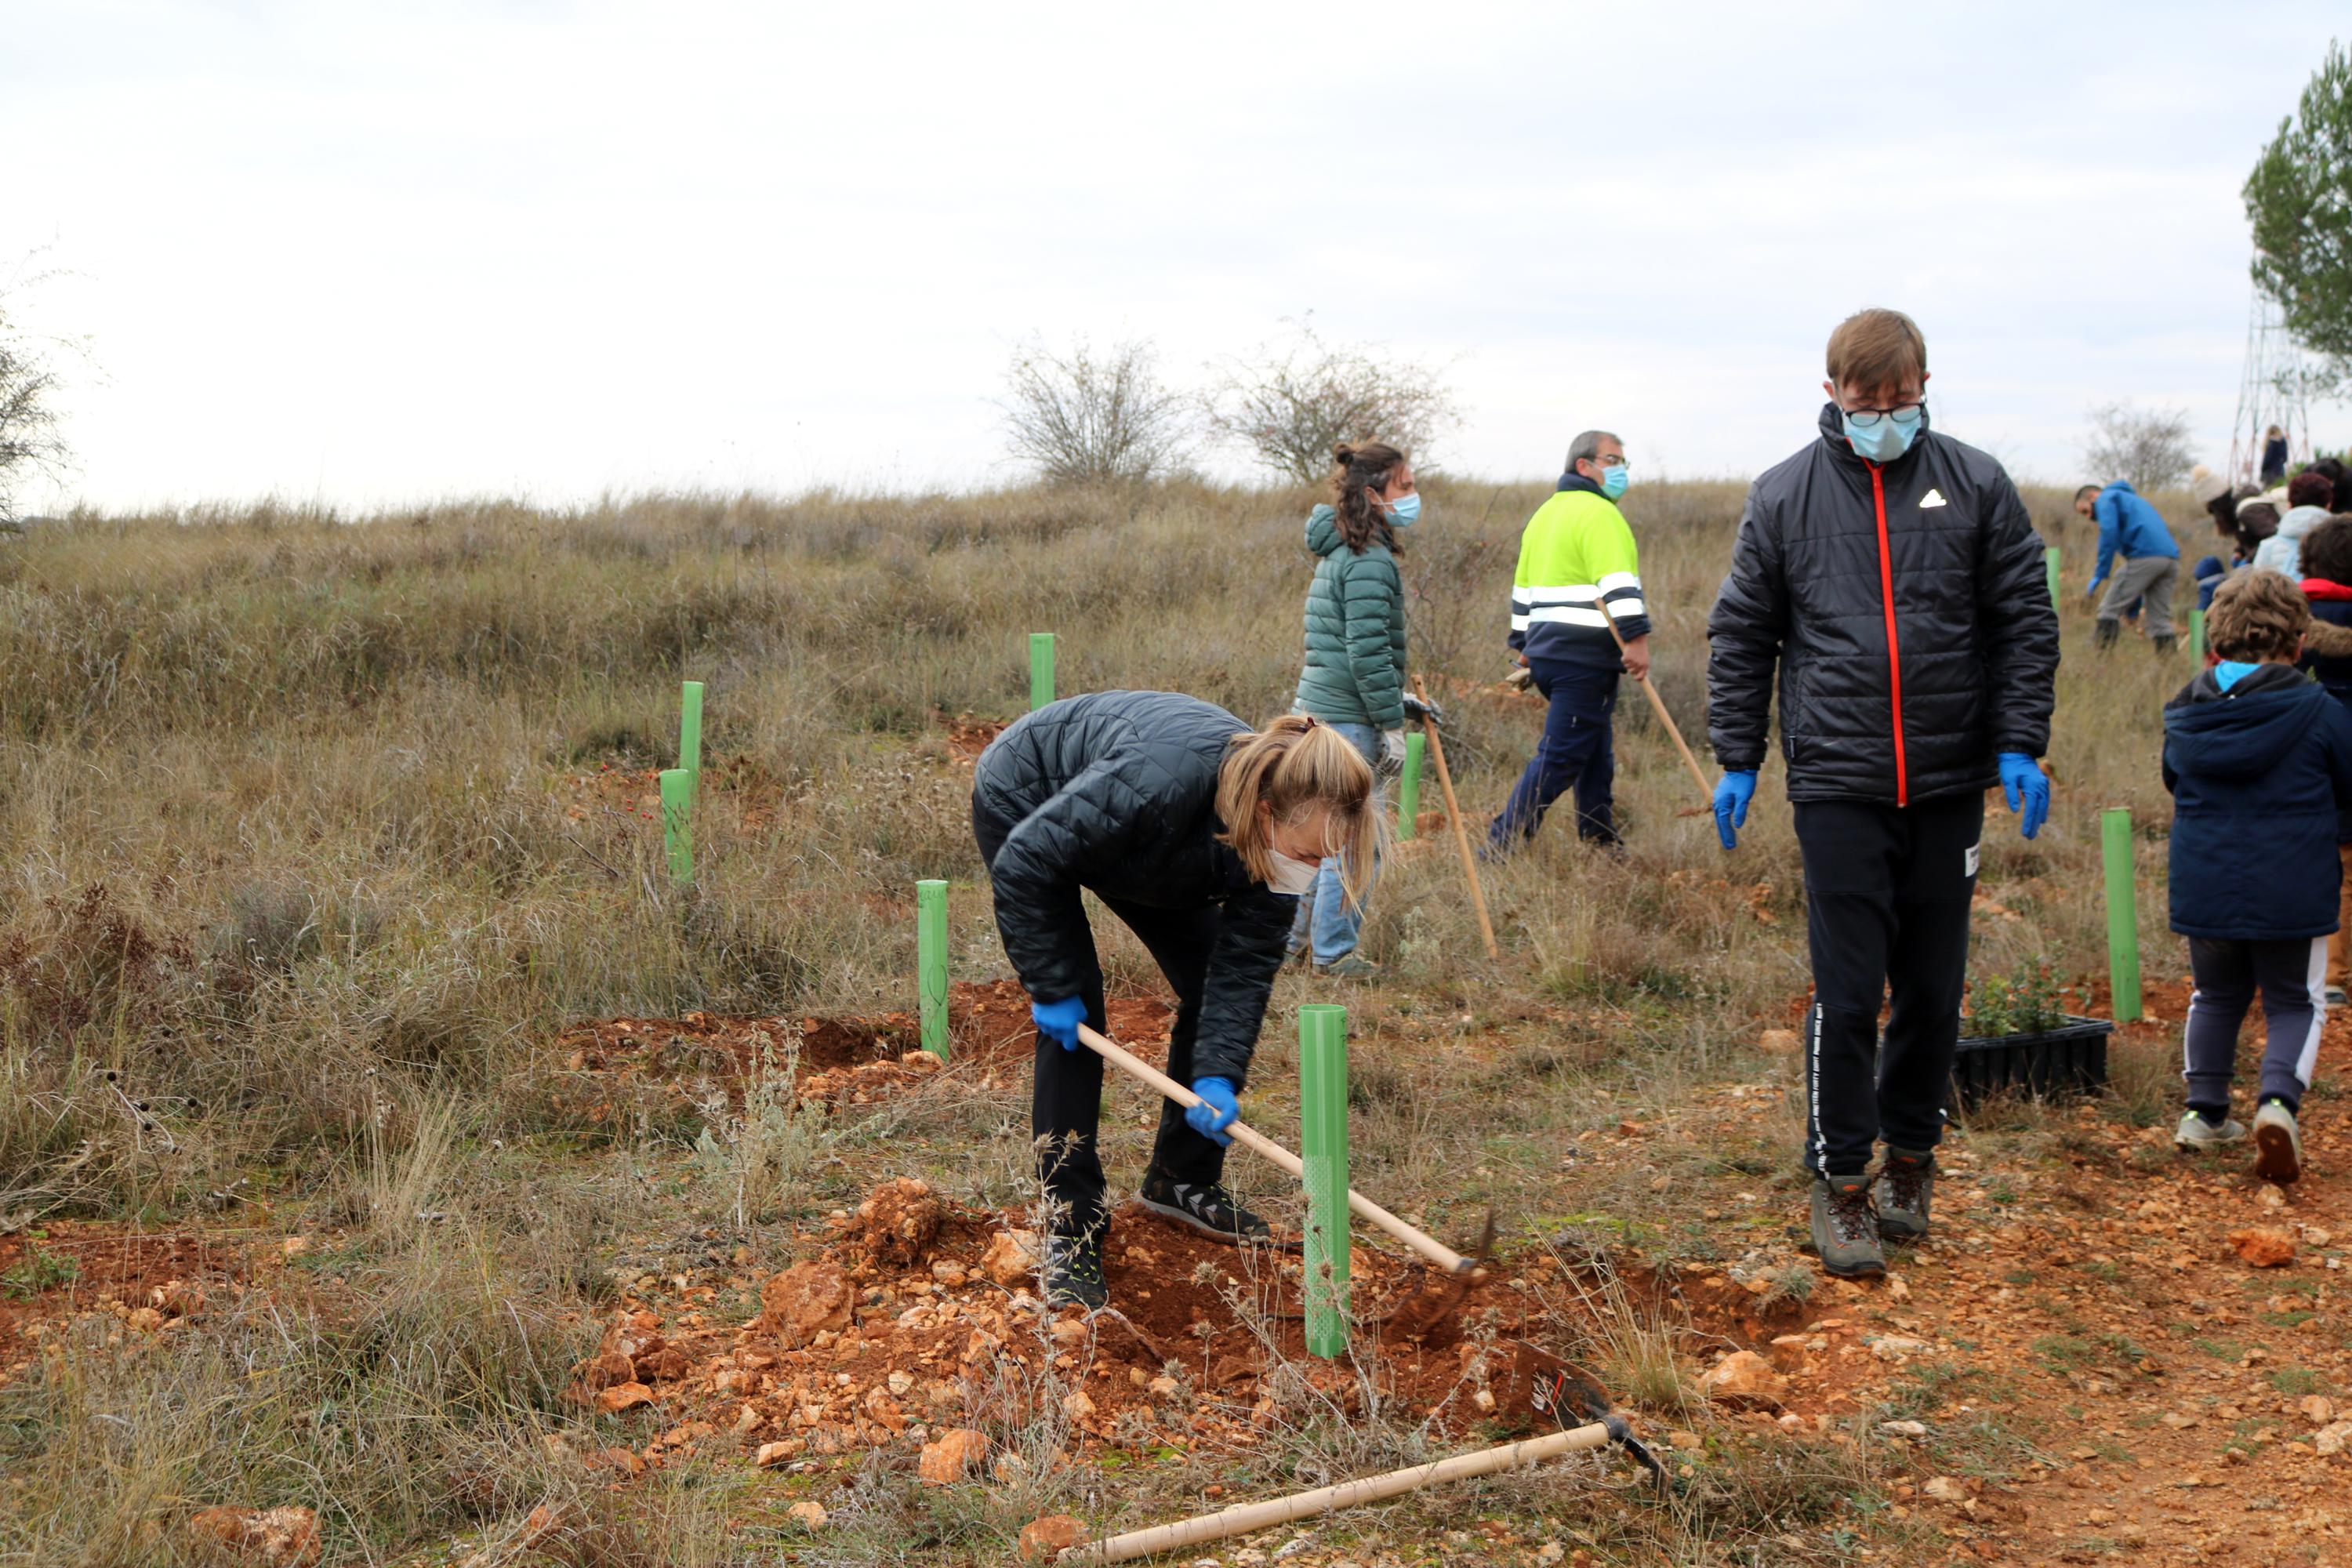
[1998,752,2049,840]
[1031,996,1087,1051]
[1186,1076,1240,1146]
[1712,770,1758,851]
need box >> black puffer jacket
[1706,405,2060,804]
[971,691,1294,1085]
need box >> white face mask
[1266,848,1320,895]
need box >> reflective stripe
[1604,597,1647,620]
[1597,571,1641,593]
[1510,612,1532,630]
[1524,605,1613,627]
[1519,580,1644,606]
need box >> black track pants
[1795,792,1983,1178]
[975,808,1227,1240]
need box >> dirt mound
[554,982,1174,1110]
[0,1226,256,1390]
[560,754,791,835]
[931,710,1007,767]
[562,1182,1610,1479]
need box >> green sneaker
[1871,1148,1936,1243]
[1809,1177,1886,1279]
[2253,1099,2302,1185]
[2174,1110,2248,1152]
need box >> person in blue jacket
[2162,568,2352,1186]
[2076,481,2181,652]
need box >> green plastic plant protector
[1029,633,1056,710]
[2101,807,2140,1024]
[1298,1004,1351,1359]
[660,768,694,885]
[916,880,949,1061]
[679,681,704,806]
[1397,732,1424,840]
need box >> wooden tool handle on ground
[1059,1421,1614,1564]
[1598,618,1715,804]
[1074,1022,1470,1276]
[1410,678,1499,960]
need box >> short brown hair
[1825,308,1927,395]
[2206,568,2310,661]
[2289,471,2335,509]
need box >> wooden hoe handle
[1075,1023,1471,1276]
[1599,615,1715,804]
[1410,677,1500,960]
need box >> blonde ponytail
[1217,716,1385,906]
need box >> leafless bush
[0,312,67,529]
[1203,318,1459,481]
[998,337,1192,485]
[2082,402,2195,495]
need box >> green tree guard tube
[1298,1003,1352,1359]
[917,879,949,1061]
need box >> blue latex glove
[1031,995,1087,1051]
[1186,1076,1240,1146]
[1712,770,1757,851]
[1998,752,2049,840]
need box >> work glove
[1998,752,2049,840]
[1504,665,1534,693]
[1186,1076,1240,1146]
[1712,770,1758,851]
[1381,729,1410,771]
[1401,692,1445,728]
[1031,995,1087,1051]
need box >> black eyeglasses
[1843,401,1925,428]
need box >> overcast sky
[5,2,2347,510]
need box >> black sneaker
[1872,1148,1935,1243]
[1043,1231,1108,1309]
[1138,1172,1272,1245]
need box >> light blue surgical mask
[1602,465,1630,501]
[1385,493,1422,527]
[1842,406,1925,464]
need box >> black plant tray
[1947,1014,2114,1111]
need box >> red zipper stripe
[1868,463,1908,806]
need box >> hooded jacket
[2253,505,2334,579]
[2161,663,2352,941]
[1508,474,1650,670]
[971,690,1295,1086]
[1293,504,1406,729]
[2087,481,2180,590]
[1706,405,2060,804]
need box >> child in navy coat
[2164,568,2352,1183]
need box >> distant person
[1289,440,1432,978]
[972,699,1381,1306]
[1487,429,1649,854]
[2077,481,2181,653]
[2298,516,2352,1006]
[2262,425,2290,488]
[2252,470,2339,579]
[1708,307,2058,1279]
[2162,569,2352,1186]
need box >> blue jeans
[1489,658,1620,848]
[1289,720,1381,964]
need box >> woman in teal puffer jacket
[1290,441,1417,976]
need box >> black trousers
[2183,935,2327,1115]
[975,810,1226,1239]
[1795,791,1982,1178]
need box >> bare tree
[1203,318,1459,481]
[2082,402,2197,495]
[0,306,69,528]
[998,337,1192,486]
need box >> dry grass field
[3,474,2346,1566]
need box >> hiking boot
[1809,1177,1886,1279]
[1872,1147,1936,1243]
[1042,1230,1108,1310]
[2253,1098,2303,1185]
[1312,954,1381,979]
[1138,1172,1272,1245]
[2174,1110,2248,1152]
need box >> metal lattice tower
[2228,286,2312,487]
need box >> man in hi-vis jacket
[1489,429,1650,853]
[1706,308,2059,1279]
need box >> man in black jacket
[1706,308,2060,1279]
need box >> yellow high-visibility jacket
[1508,479,1650,669]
